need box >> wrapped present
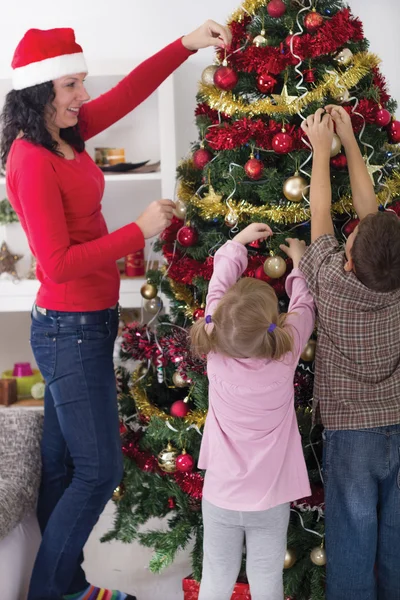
[0,378,18,406]
[182,576,251,600]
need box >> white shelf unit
[0,66,178,312]
[0,277,146,312]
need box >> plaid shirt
[300,234,400,430]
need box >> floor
[84,502,193,600]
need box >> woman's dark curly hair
[0,81,85,168]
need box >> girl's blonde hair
[190,277,294,360]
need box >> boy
[298,106,400,600]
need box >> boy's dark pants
[323,425,400,600]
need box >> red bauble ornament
[285,34,301,54]
[248,239,264,249]
[193,148,213,170]
[119,421,128,435]
[267,0,286,18]
[176,451,195,473]
[272,131,293,154]
[388,120,400,143]
[214,66,239,91]
[177,226,198,247]
[304,10,324,33]
[244,157,264,180]
[170,399,190,418]
[330,153,348,169]
[343,218,359,237]
[376,107,391,127]
[254,265,272,282]
[257,73,277,94]
[193,308,205,321]
[168,497,176,509]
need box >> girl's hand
[301,108,334,157]
[182,20,232,51]
[233,223,273,246]
[280,238,307,268]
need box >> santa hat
[12,28,87,90]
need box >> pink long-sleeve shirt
[198,241,315,511]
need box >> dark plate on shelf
[100,161,149,173]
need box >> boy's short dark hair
[352,211,400,293]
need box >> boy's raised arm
[301,108,335,243]
[325,105,378,220]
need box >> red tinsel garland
[195,103,229,123]
[122,432,205,498]
[372,67,390,105]
[205,117,306,152]
[229,9,363,75]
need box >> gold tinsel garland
[177,171,400,224]
[132,373,207,429]
[199,53,380,117]
[168,280,198,319]
[228,0,268,23]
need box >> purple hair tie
[268,323,277,333]
[205,315,212,324]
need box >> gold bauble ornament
[201,64,219,86]
[335,48,353,66]
[283,173,309,202]
[140,283,158,300]
[225,210,239,228]
[253,29,268,47]
[310,545,327,566]
[330,134,342,157]
[112,483,125,501]
[263,256,287,279]
[172,371,188,388]
[284,548,297,569]
[174,199,187,220]
[301,339,316,362]
[333,88,350,104]
[144,296,163,314]
[157,443,179,473]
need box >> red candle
[125,249,145,276]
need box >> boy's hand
[280,238,307,268]
[325,105,355,147]
[301,108,334,157]
[233,223,273,246]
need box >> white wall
[0,0,399,374]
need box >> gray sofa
[0,409,43,599]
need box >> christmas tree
[103,1,400,598]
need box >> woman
[1,21,231,600]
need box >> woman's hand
[136,199,175,239]
[182,20,232,51]
[233,223,273,246]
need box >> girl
[190,223,315,600]
[1,20,231,600]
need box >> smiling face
[46,72,90,135]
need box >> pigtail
[268,313,294,360]
[190,317,216,357]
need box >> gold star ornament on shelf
[271,84,299,107]
[0,241,22,277]
[364,156,383,184]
